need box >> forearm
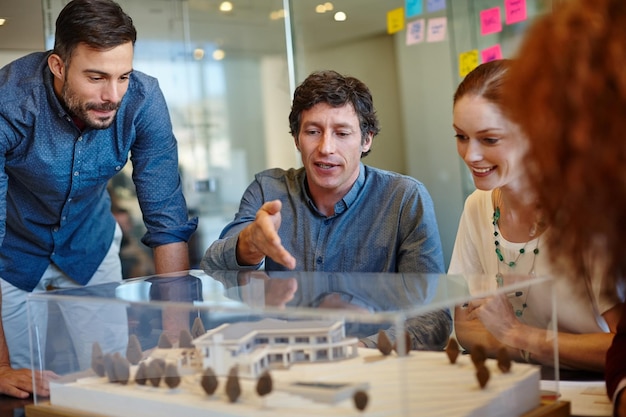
[478,311,613,372]
[510,328,613,372]
[153,241,189,274]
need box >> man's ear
[294,137,300,151]
[48,53,65,80]
[362,133,373,152]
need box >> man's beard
[62,83,121,130]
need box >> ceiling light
[334,11,347,22]
[212,49,225,61]
[0,19,6,26]
[270,9,285,20]
[193,48,205,60]
[315,2,334,13]
[219,1,233,12]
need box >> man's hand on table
[0,364,56,398]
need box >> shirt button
[62,216,66,221]
[77,136,83,142]
[115,166,121,171]
[74,171,79,176]
[67,198,72,202]
[53,226,59,232]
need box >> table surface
[0,394,31,417]
[0,369,605,417]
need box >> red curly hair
[505,0,626,285]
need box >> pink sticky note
[480,7,502,36]
[505,0,527,25]
[406,19,426,45]
[481,44,503,63]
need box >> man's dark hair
[288,70,381,157]
[53,0,137,63]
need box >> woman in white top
[448,59,622,372]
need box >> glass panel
[28,270,561,415]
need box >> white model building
[192,318,359,378]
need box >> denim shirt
[0,52,197,291]
[202,164,445,273]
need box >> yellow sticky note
[387,8,405,34]
[459,50,479,78]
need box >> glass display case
[25,270,566,417]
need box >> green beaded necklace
[493,206,540,317]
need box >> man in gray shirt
[202,70,450,351]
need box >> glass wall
[41,0,557,271]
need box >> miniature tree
[126,334,143,365]
[377,329,393,356]
[476,363,490,389]
[135,362,148,386]
[157,332,172,349]
[164,363,181,389]
[256,370,273,398]
[91,342,105,377]
[353,390,369,412]
[191,316,206,339]
[147,358,165,387]
[179,328,194,348]
[470,344,487,368]
[496,347,512,373]
[201,367,219,395]
[225,366,241,403]
[103,353,117,383]
[445,337,460,364]
[112,352,130,385]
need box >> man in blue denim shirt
[202,70,450,351]
[0,0,196,398]
[202,70,444,274]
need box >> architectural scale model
[46,322,542,417]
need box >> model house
[192,318,359,378]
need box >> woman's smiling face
[453,94,528,191]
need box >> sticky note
[480,7,502,36]
[505,0,527,25]
[387,7,405,34]
[481,44,503,63]
[427,0,446,13]
[406,0,423,18]
[459,50,479,78]
[426,17,447,42]
[406,19,426,45]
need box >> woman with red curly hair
[504,0,626,414]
